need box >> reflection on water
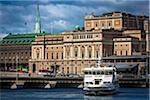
[84,95,113,100]
[1,88,149,100]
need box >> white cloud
[53,20,70,29]
[0,33,8,40]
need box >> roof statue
[75,25,80,31]
[34,1,41,33]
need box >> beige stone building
[29,30,122,75]
[29,11,149,75]
[113,36,140,56]
[84,11,148,31]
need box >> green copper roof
[0,33,49,45]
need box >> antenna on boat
[97,55,102,67]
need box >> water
[1,88,149,100]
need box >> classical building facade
[29,30,122,75]
[29,11,149,76]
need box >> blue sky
[0,0,149,35]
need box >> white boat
[83,60,119,95]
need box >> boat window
[108,71,113,75]
[90,82,93,85]
[101,71,104,75]
[93,71,96,75]
[89,71,92,74]
[95,81,99,85]
[84,71,88,74]
[105,71,109,75]
[86,82,89,84]
[97,71,100,75]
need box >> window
[96,35,99,37]
[67,67,69,74]
[84,71,88,74]
[74,46,78,57]
[120,51,122,55]
[47,52,49,59]
[126,51,128,55]
[73,35,78,39]
[97,71,100,75]
[67,36,69,39]
[95,22,98,27]
[56,52,58,59]
[115,51,117,55]
[101,21,104,28]
[96,51,99,58]
[61,52,63,59]
[62,67,64,73]
[51,52,54,59]
[66,47,70,57]
[75,67,77,74]
[88,46,92,58]
[81,46,85,58]
[36,51,40,59]
[87,34,93,38]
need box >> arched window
[47,52,49,59]
[74,46,78,57]
[126,51,128,55]
[81,46,85,58]
[120,51,122,55]
[61,52,63,59]
[51,52,54,59]
[66,47,70,57]
[101,21,104,28]
[96,51,99,58]
[88,46,92,58]
[56,52,58,59]
[67,67,69,74]
[95,22,98,27]
[75,67,77,74]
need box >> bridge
[0,72,149,89]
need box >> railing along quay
[0,72,149,89]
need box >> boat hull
[83,87,118,95]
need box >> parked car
[38,70,51,77]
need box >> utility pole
[16,55,18,83]
[4,57,6,71]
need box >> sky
[0,0,149,36]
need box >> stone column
[70,46,73,59]
[85,46,88,59]
[78,46,81,59]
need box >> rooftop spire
[34,0,41,33]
